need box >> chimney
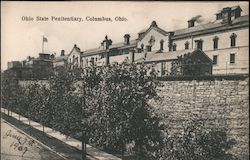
[102,35,112,50]
[61,50,65,56]
[188,19,195,28]
[51,54,55,59]
[124,34,130,45]
[105,52,110,66]
[129,49,135,63]
[222,7,232,25]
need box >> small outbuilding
[137,49,213,77]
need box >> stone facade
[173,23,249,75]
[68,44,83,69]
[71,5,248,76]
[151,75,249,159]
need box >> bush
[162,118,237,160]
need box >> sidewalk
[1,118,66,160]
[1,108,121,160]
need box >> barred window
[213,55,218,65]
[185,41,189,50]
[173,43,177,51]
[213,36,219,49]
[230,33,237,47]
[160,39,164,51]
[230,53,235,64]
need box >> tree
[87,63,163,159]
[23,82,41,125]
[1,70,20,115]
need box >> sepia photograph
[1,1,249,160]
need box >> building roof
[138,28,147,34]
[140,49,212,63]
[215,5,242,14]
[138,22,169,40]
[82,39,138,57]
[68,44,83,57]
[53,55,68,62]
[83,47,105,57]
[110,39,138,49]
[173,15,249,39]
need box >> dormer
[215,6,242,22]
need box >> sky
[1,1,249,70]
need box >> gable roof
[139,25,168,40]
[82,39,138,57]
[110,39,138,49]
[83,47,105,57]
[53,55,68,62]
[140,49,212,63]
[68,45,83,56]
[173,15,249,39]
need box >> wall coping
[158,74,249,81]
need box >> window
[216,13,222,20]
[195,39,203,50]
[148,36,155,46]
[160,40,164,51]
[141,43,144,50]
[173,43,177,51]
[185,41,189,50]
[90,57,94,66]
[213,36,219,49]
[235,10,241,18]
[146,45,152,52]
[230,33,237,47]
[230,53,235,64]
[213,55,218,65]
[162,62,166,75]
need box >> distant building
[67,44,83,69]
[7,61,22,69]
[138,49,213,76]
[5,53,54,80]
[53,50,68,68]
[24,53,54,79]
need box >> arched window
[185,41,189,50]
[160,39,164,51]
[195,39,203,50]
[213,36,219,49]
[230,33,237,47]
[148,36,155,46]
[141,43,144,50]
[173,43,177,51]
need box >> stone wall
[152,75,249,159]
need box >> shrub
[162,118,237,160]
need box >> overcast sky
[1,1,249,70]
